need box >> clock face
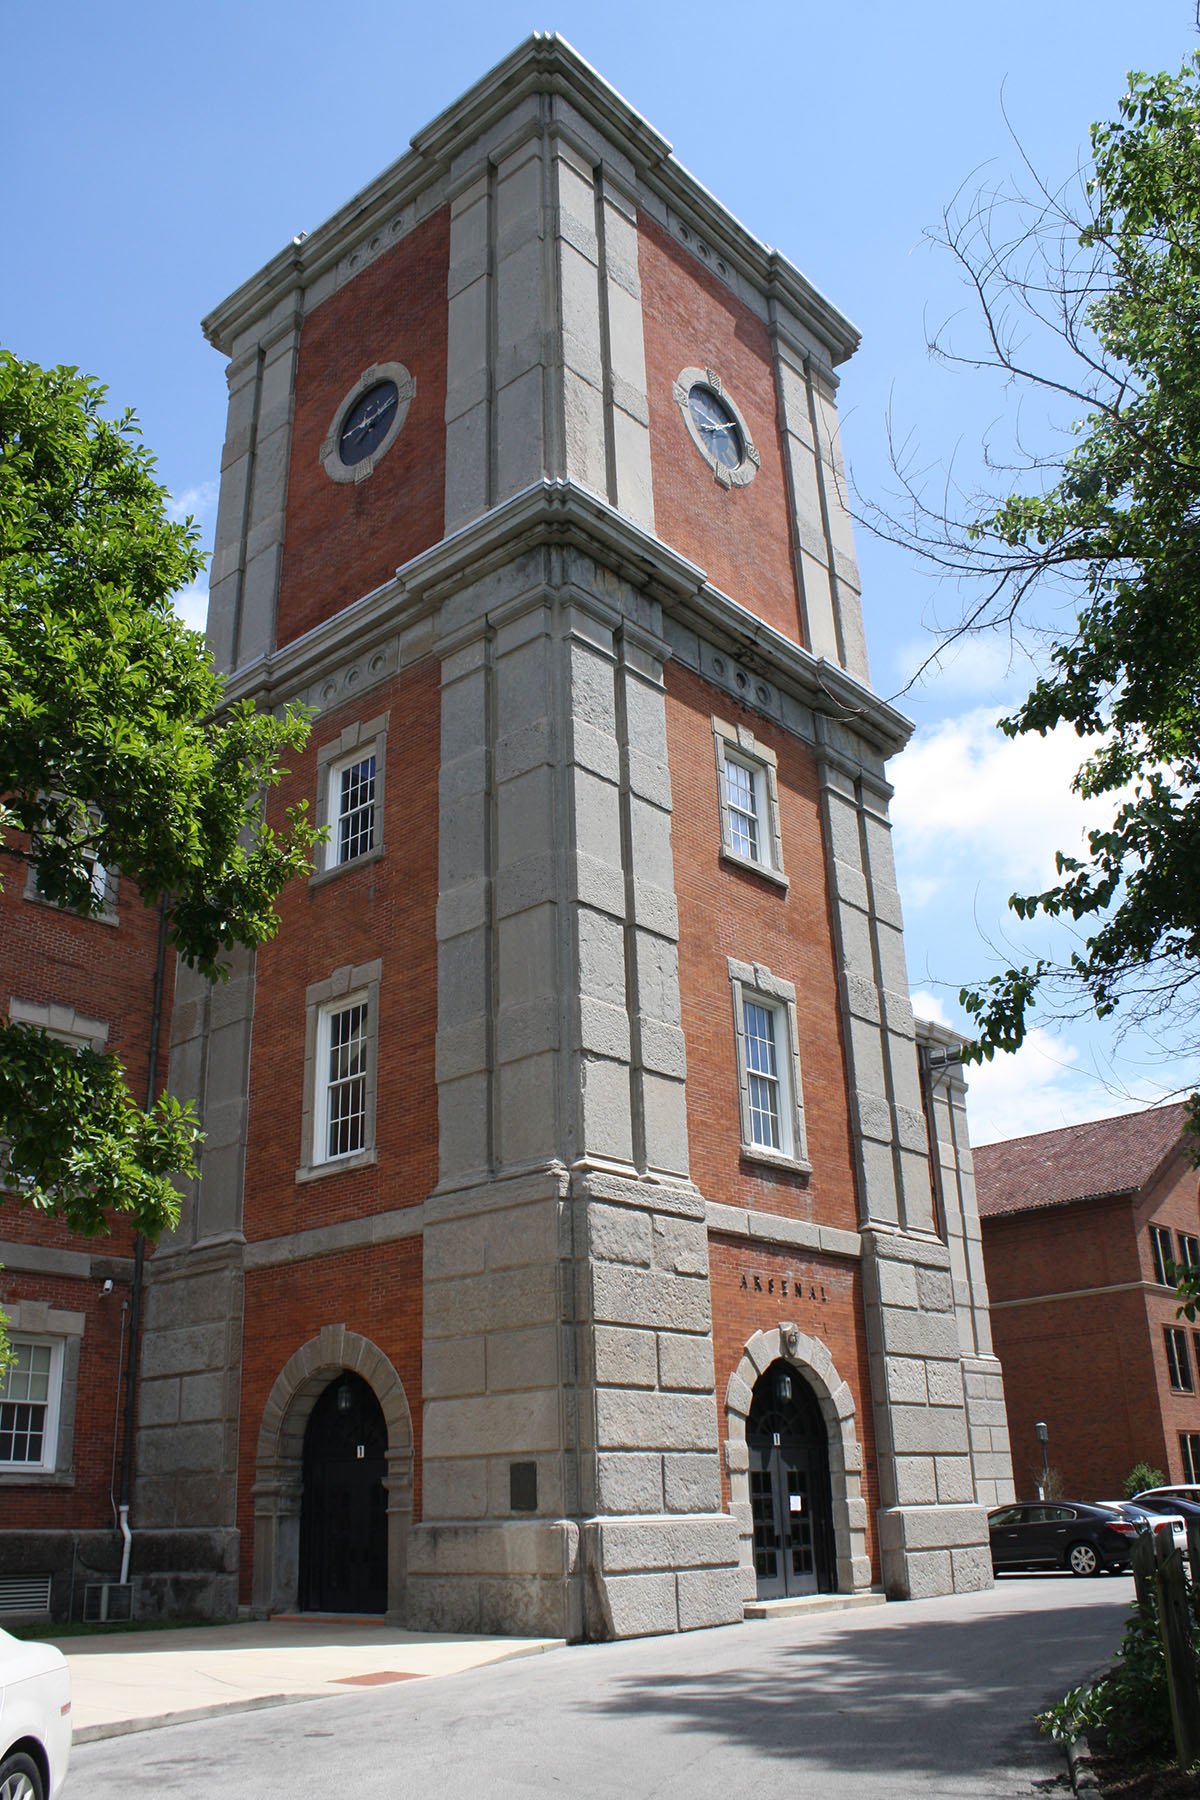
[338,379,400,467]
[687,384,744,471]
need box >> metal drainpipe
[117,893,170,1558]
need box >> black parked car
[987,1501,1138,1576]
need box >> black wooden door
[300,1373,387,1614]
[747,1362,835,1600]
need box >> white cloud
[889,705,1114,901]
[961,1027,1174,1146]
[167,480,218,529]
[891,632,1034,704]
[911,988,953,1028]
[172,583,210,634]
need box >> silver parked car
[0,1628,70,1799]
[1097,1499,1187,1552]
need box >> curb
[1067,1735,1102,1795]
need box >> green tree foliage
[1124,1461,1167,1500]
[877,59,1200,1080]
[0,353,318,1237]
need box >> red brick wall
[0,1271,132,1531]
[667,663,859,1229]
[245,661,440,1241]
[982,1163,1200,1496]
[0,862,169,1528]
[236,1236,424,1606]
[275,210,450,648]
[638,214,804,645]
[708,1236,878,1581]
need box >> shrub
[1124,1462,1167,1499]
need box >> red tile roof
[974,1102,1191,1218]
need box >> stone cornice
[202,34,859,368]
[225,480,912,759]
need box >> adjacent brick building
[2,36,1015,1633]
[976,1103,1200,1500]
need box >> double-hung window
[314,715,387,881]
[299,961,381,1180]
[712,719,786,885]
[728,959,809,1172]
[0,1338,63,1473]
[1183,1433,1200,1484]
[1165,1326,1194,1393]
[1179,1233,1200,1275]
[1151,1225,1176,1286]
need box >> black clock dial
[338,379,400,467]
[687,383,744,470]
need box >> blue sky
[7,0,1195,1141]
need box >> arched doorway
[747,1360,835,1599]
[299,1371,387,1613]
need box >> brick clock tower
[134,36,1013,1636]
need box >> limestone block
[422,1459,489,1520]
[143,1268,234,1329]
[926,1360,966,1408]
[138,1379,180,1429]
[590,1264,711,1334]
[724,1372,753,1419]
[651,1216,709,1278]
[593,1389,719,1454]
[594,1570,678,1639]
[902,1549,954,1600]
[135,1422,227,1477]
[423,1263,558,1339]
[663,1453,722,1514]
[483,1200,559,1271]
[885,1357,928,1405]
[876,1261,919,1310]
[589,1203,653,1268]
[578,1054,636,1165]
[676,1566,744,1631]
[657,1332,716,1393]
[498,1053,565,1167]
[592,1325,657,1388]
[487,1325,561,1393]
[875,1309,963,1361]
[576,909,627,1010]
[950,1545,994,1593]
[641,1072,691,1178]
[595,1452,665,1515]
[424,1335,487,1399]
[597,1516,735,1573]
[935,1456,977,1506]
[422,1216,487,1281]
[724,1439,749,1474]
[495,368,547,498]
[407,1520,571,1581]
[916,1266,955,1314]
[424,1389,564,1463]
[889,1405,969,1457]
[878,1503,989,1554]
[140,1324,229,1381]
[179,1373,227,1423]
[893,1456,937,1506]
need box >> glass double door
[748,1363,834,1600]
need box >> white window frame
[298,961,381,1181]
[1151,1224,1176,1286]
[1166,1325,1194,1394]
[312,714,388,883]
[24,803,119,923]
[728,958,810,1173]
[0,1333,66,1476]
[712,718,787,887]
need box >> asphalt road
[69,1574,1130,1799]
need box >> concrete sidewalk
[53,1616,566,1742]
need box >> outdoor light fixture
[777,1369,793,1404]
[1035,1420,1050,1496]
[336,1381,353,1415]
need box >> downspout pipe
[118,893,170,1565]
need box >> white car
[0,1628,70,1799]
[1098,1499,1187,1552]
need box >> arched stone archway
[251,1324,413,1619]
[725,1324,871,1602]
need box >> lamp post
[1035,1420,1050,1500]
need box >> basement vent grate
[0,1576,52,1616]
[83,1582,133,1623]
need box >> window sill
[24,891,120,927]
[308,844,386,890]
[739,1143,812,1178]
[295,1147,378,1185]
[720,848,789,891]
[0,1470,74,1488]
